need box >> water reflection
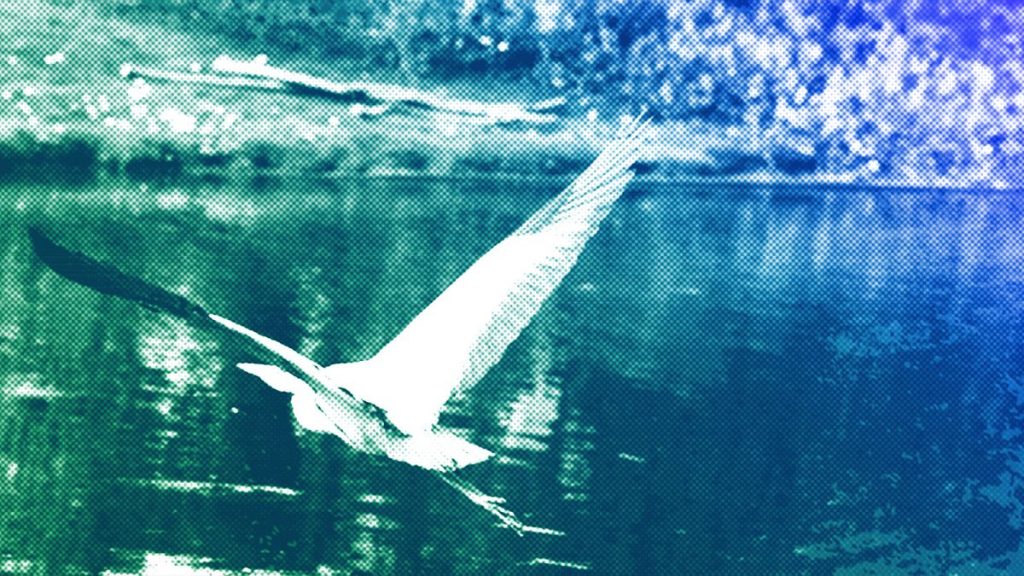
[1,178,1023,573]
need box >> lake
[2,176,1023,575]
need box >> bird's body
[28,116,649,534]
[218,337,492,472]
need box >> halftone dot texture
[3,0,1024,574]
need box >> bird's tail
[387,431,492,471]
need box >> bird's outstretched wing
[26,225,364,425]
[329,117,650,434]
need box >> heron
[28,116,650,534]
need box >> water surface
[2,177,1023,574]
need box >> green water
[2,177,1024,574]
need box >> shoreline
[1,120,1018,194]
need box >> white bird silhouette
[29,116,649,534]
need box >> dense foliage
[101,1,1024,184]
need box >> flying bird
[28,116,649,534]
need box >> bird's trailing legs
[435,471,524,535]
[434,471,566,537]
